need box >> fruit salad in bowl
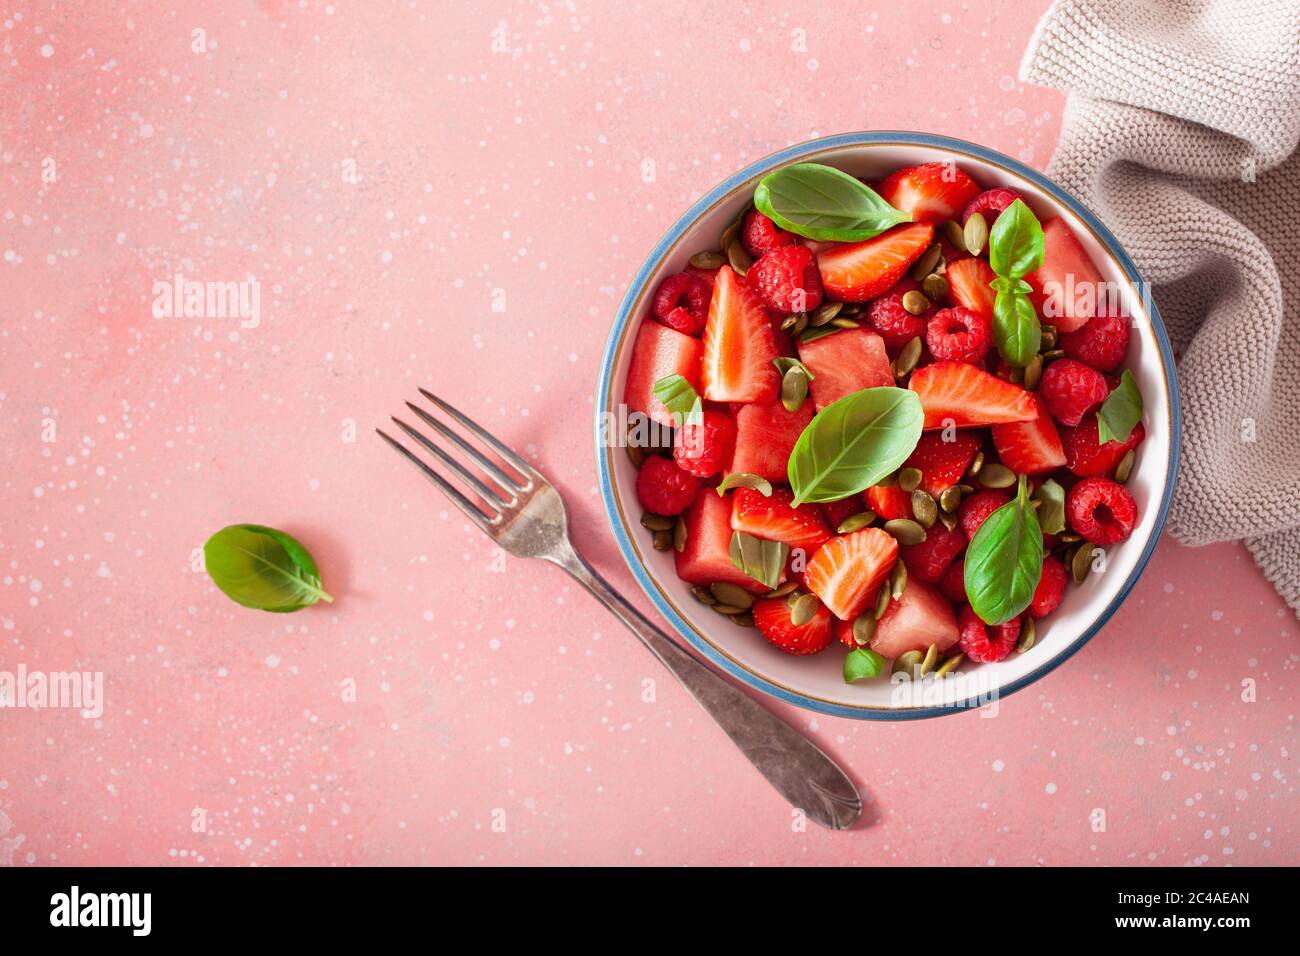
[596,132,1178,719]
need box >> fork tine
[403,401,522,497]
[375,428,498,532]
[417,388,539,485]
[389,417,511,511]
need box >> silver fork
[377,389,862,830]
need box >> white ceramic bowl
[595,132,1179,719]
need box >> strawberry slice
[908,361,1038,429]
[804,527,899,621]
[877,163,981,225]
[728,400,813,482]
[797,326,894,410]
[817,222,934,302]
[752,596,832,656]
[730,487,831,552]
[1025,218,1102,333]
[945,256,997,323]
[701,265,780,402]
[991,394,1067,474]
[902,431,984,497]
[865,484,912,521]
[1060,413,1146,477]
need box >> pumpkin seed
[719,209,746,252]
[1006,364,1024,385]
[938,510,959,531]
[1023,354,1044,391]
[1042,348,1065,360]
[780,313,801,331]
[939,485,963,514]
[1015,617,1036,653]
[977,462,1016,489]
[710,603,747,616]
[836,511,876,534]
[936,652,964,677]
[956,483,975,495]
[626,443,646,469]
[652,529,673,551]
[898,467,923,493]
[794,313,810,335]
[810,301,842,326]
[673,515,687,553]
[892,649,924,678]
[691,585,716,606]
[912,490,938,528]
[921,273,948,302]
[1040,324,1058,350]
[1057,532,1082,546]
[709,582,754,610]
[780,366,809,413]
[727,239,753,277]
[890,558,908,600]
[902,290,930,315]
[883,518,927,546]
[838,302,864,317]
[894,336,923,377]
[910,243,943,281]
[729,612,754,628]
[830,317,860,329]
[790,592,820,626]
[963,212,988,256]
[689,250,725,270]
[1115,448,1136,483]
[1071,543,1097,585]
[852,613,877,646]
[919,642,939,677]
[967,451,984,478]
[765,580,799,599]
[873,583,893,620]
[943,219,966,249]
[641,512,674,532]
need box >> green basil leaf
[988,199,1045,279]
[993,290,1041,368]
[843,647,887,683]
[652,374,700,421]
[716,472,774,497]
[989,276,1032,295]
[1096,369,1143,444]
[728,531,789,590]
[963,476,1043,625]
[798,325,843,345]
[204,524,334,612]
[1034,478,1066,535]
[787,387,924,507]
[774,356,815,381]
[754,162,912,242]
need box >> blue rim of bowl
[594,130,1181,720]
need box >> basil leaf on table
[754,163,912,242]
[204,524,334,612]
[1033,478,1067,535]
[843,647,886,683]
[992,289,1042,368]
[729,531,789,590]
[1096,369,1143,444]
[987,199,1045,279]
[787,387,924,507]
[963,476,1043,626]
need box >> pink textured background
[1,1,1295,866]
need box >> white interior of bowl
[602,140,1173,715]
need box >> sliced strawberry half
[902,431,984,497]
[865,484,912,521]
[804,527,899,621]
[877,163,981,225]
[909,361,1038,429]
[1060,413,1146,477]
[817,222,934,302]
[701,265,780,402]
[752,596,832,656]
[731,487,831,552]
[1025,218,1102,333]
[797,326,894,410]
[991,394,1067,474]
[945,256,997,323]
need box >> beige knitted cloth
[1021,0,1300,613]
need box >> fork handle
[551,543,862,830]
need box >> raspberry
[741,209,794,258]
[635,455,701,516]
[958,489,1011,540]
[1029,556,1068,618]
[926,306,991,364]
[1060,415,1146,477]
[1066,477,1138,545]
[1039,358,1109,426]
[940,558,967,604]
[1059,308,1130,372]
[749,245,823,313]
[958,606,1021,662]
[652,272,710,336]
[867,279,928,351]
[900,521,967,584]
[673,410,737,478]
[962,188,1022,225]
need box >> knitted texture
[1021,0,1300,613]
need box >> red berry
[752,595,832,656]
[926,306,991,364]
[1067,477,1138,545]
[1059,309,1130,372]
[673,410,737,478]
[958,606,1020,663]
[959,488,1011,540]
[652,272,710,336]
[961,187,1022,225]
[635,455,701,516]
[940,559,967,604]
[1039,358,1109,426]
[1060,414,1146,478]
[742,209,794,257]
[902,431,984,497]
[900,521,967,584]
[749,245,824,313]
[820,496,864,530]
[867,279,928,351]
[1029,556,1068,618]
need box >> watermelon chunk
[623,320,704,428]
[797,327,895,410]
[728,401,814,482]
[870,579,959,660]
[674,491,778,594]
[1026,218,1102,334]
